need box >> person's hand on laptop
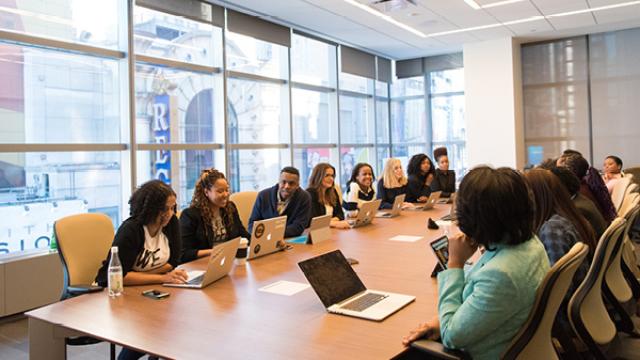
[447,233,478,269]
[402,316,440,346]
[163,268,188,284]
[401,202,415,209]
[417,196,428,203]
[330,219,351,230]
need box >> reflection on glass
[431,143,467,181]
[133,6,222,67]
[376,147,390,178]
[391,76,424,97]
[291,34,336,87]
[292,88,337,143]
[391,98,426,143]
[375,80,389,98]
[431,95,465,143]
[135,63,223,144]
[293,148,338,189]
[339,72,373,94]
[0,0,122,49]
[430,68,464,94]
[376,98,390,144]
[137,150,224,210]
[228,149,290,192]
[227,78,290,144]
[340,147,372,189]
[0,151,122,255]
[339,95,373,144]
[0,44,121,143]
[226,32,288,79]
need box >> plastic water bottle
[107,246,123,297]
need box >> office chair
[567,218,634,359]
[407,243,590,360]
[611,176,633,213]
[229,191,258,229]
[54,212,116,360]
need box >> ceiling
[212,0,640,59]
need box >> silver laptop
[375,194,405,218]
[410,191,442,211]
[440,193,457,221]
[248,215,287,260]
[164,237,240,289]
[347,199,382,228]
[307,214,331,244]
[299,250,415,321]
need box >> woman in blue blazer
[402,166,550,360]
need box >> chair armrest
[411,339,471,360]
[67,285,103,296]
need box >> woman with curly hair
[406,153,435,203]
[95,180,186,288]
[180,168,250,263]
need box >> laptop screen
[298,250,367,307]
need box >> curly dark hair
[129,180,176,225]
[191,168,234,237]
[407,153,435,178]
[456,166,534,250]
[346,163,375,189]
[560,153,589,178]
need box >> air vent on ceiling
[370,0,417,12]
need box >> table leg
[28,317,66,360]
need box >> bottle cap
[111,246,118,253]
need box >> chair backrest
[619,193,639,219]
[611,176,633,212]
[502,242,589,360]
[229,191,258,229]
[604,207,639,305]
[568,217,626,352]
[623,167,640,184]
[54,213,115,289]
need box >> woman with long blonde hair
[180,168,250,262]
[377,158,412,209]
[306,163,350,229]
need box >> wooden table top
[27,205,455,360]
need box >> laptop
[248,215,287,260]
[409,191,442,211]
[298,250,415,321]
[307,214,331,244]
[164,237,240,289]
[439,193,457,221]
[347,199,382,228]
[375,194,405,218]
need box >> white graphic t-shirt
[132,225,170,272]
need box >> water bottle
[107,246,123,297]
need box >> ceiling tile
[547,12,596,30]
[530,0,589,15]
[482,1,541,23]
[506,17,555,35]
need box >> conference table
[27,204,455,360]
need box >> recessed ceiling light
[482,0,525,9]
[463,0,481,10]
[342,0,426,37]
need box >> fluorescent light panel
[342,0,426,37]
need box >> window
[375,80,391,173]
[226,31,290,192]
[429,68,467,179]
[391,76,426,161]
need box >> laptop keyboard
[341,292,387,312]
[187,274,204,285]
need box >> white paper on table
[258,280,310,296]
[389,235,423,242]
[436,220,453,227]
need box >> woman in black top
[306,163,350,229]
[431,147,456,197]
[377,158,412,209]
[95,180,187,360]
[95,180,186,287]
[180,168,250,263]
[406,153,435,203]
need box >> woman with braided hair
[180,168,250,263]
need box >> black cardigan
[179,202,251,263]
[406,174,432,203]
[306,187,345,221]
[95,216,181,287]
[376,178,407,209]
[431,169,456,197]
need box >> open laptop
[440,193,457,221]
[248,215,287,260]
[298,250,415,321]
[409,191,442,211]
[307,214,331,244]
[375,194,405,218]
[164,237,240,289]
[347,199,382,228]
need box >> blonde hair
[382,158,407,188]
